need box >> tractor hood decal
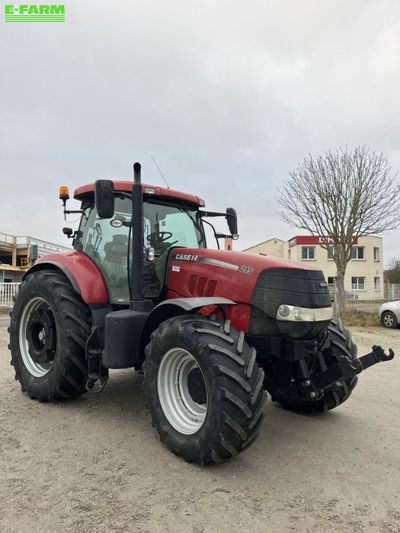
[197,257,239,271]
[173,252,241,272]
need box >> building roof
[1,232,70,272]
[243,237,286,251]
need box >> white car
[379,300,400,328]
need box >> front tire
[9,270,91,401]
[143,315,266,464]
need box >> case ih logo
[5,4,65,21]
[175,253,199,262]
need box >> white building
[0,232,70,283]
[244,235,384,301]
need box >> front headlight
[276,304,333,322]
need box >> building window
[327,247,337,260]
[351,276,365,290]
[302,246,315,260]
[327,276,335,295]
[374,277,380,291]
[351,246,365,260]
[373,247,380,262]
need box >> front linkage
[273,344,395,403]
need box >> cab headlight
[276,305,333,322]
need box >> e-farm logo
[4,4,65,22]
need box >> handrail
[0,282,21,307]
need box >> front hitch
[353,345,395,371]
[304,345,395,400]
[275,345,395,402]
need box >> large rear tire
[143,315,266,464]
[268,318,358,414]
[9,270,91,401]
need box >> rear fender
[25,252,109,304]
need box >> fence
[328,281,385,302]
[0,283,21,307]
[385,283,400,301]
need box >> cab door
[79,196,132,304]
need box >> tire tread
[9,270,91,402]
[143,315,266,464]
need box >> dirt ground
[1,325,399,533]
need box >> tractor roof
[74,181,205,207]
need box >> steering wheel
[147,231,173,243]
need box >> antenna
[150,155,170,189]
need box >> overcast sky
[1,0,400,264]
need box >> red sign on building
[289,236,358,247]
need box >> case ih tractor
[8,163,394,464]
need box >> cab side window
[80,197,131,304]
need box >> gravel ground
[1,325,399,533]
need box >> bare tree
[276,146,400,314]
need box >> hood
[167,247,321,305]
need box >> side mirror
[226,208,238,239]
[63,227,73,238]
[95,180,114,218]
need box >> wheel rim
[383,312,394,327]
[157,348,208,435]
[19,297,57,377]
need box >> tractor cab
[75,192,206,304]
[65,176,237,307]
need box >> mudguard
[26,251,109,304]
[144,297,236,328]
[138,297,237,360]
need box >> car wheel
[381,311,398,329]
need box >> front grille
[249,268,331,338]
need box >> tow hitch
[306,345,395,397]
[277,346,395,402]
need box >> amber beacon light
[59,186,70,201]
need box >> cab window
[142,201,205,298]
[80,196,131,304]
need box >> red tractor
[8,163,394,464]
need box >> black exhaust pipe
[102,162,153,371]
[131,162,144,307]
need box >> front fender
[139,297,236,362]
[26,251,109,304]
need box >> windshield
[143,201,205,249]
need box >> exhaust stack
[131,162,144,307]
